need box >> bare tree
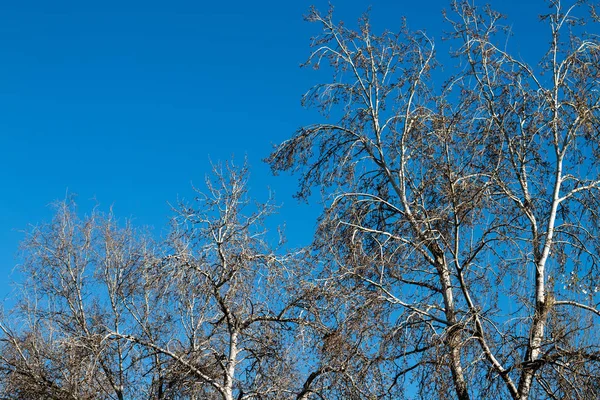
[0,163,310,400]
[108,162,308,400]
[269,2,600,399]
[0,200,156,399]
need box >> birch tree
[269,2,600,399]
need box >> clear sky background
[0,0,549,302]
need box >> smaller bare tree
[109,161,309,400]
[0,199,156,399]
[0,163,313,400]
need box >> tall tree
[269,2,600,399]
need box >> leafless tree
[0,200,156,399]
[0,163,312,400]
[107,162,309,400]
[269,2,600,399]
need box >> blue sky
[0,0,548,301]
